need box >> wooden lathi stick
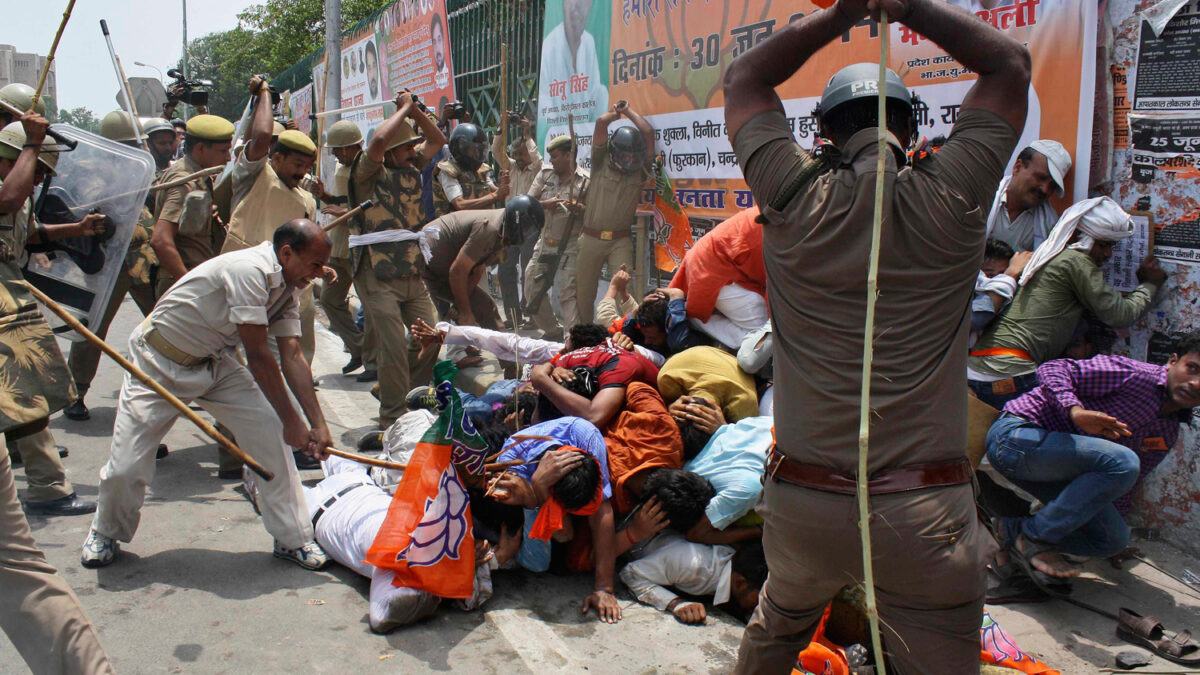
[23,282,274,480]
[31,0,78,110]
[325,447,405,471]
[322,199,373,232]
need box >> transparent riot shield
[23,125,155,341]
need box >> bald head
[274,218,332,255]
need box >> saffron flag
[980,611,1061,674]
[365,361,490,599]
[651,155,693,273]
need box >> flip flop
[1117,608,1200,666]
[987,569,1052,605]
[1008,534,1074,596]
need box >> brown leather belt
[140,318,211,367]
[767,449,972,496]
[581,226,631,241]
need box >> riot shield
[22,125,155,340]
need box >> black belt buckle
[310,483,364,528]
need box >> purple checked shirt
[1004,354,1192,508]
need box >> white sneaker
[81,529,118,568]
[273,540,330,570]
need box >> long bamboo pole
[856,8,890,674]
[22,282,275,481]
[30,0,78,111]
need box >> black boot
[64,386,90,421]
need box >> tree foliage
[175,0,391,120]
[57,106,100,133]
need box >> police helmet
[502,194,545,247]
[140,117,175,139]
[607,126,645,174]
[448,123,487,172]
[0,83,47,118]
[100,110,146,143]
[325,119,363,148]
[814,63,919,144]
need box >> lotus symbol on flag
[396,464,470,567]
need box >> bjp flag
[365,361,489,599]
[652,155,694,274]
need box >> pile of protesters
[4,0,1199,673]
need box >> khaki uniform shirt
[155,154,223,272]
[969,249,1158,377]
[223,153,317,252]
[349,152,428,279]
[528,166,590,246]
[125,167,165,284]
[491,135,544,196]
[425,209,507,280]
[580,144,648,234]
[148,241,301,360]
[734,108,1018,472]
[432,158,494,218]
[328,163,352,259]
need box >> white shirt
[305,455,385,577]
[435,321,667,367]
[986,177,1058,252]
[620,531,735,612]
[149,242,300,359]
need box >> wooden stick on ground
[322,200,373,232]
[855,8,890,674]
[23,282,275,481]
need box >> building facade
[0,44,57,106]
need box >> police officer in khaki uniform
[0,83,46,127]
[1,120,107,517]
[431,122,508,218]
[222,77,319,364]
[348,91,446,429]
[149,113,235,297]
[573,101,654,323]
[65,111,164,421]
[82,220,336,571]
[524,134,589,338]
[723,0,1031,671]
[490,113,542,327]
[315,119,372,377]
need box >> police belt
[311,483,367,527]
[140,318,211,367]
[581,226,631,241]
[767,449,972,496]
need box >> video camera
[441,101,470,122]
[166,68,212,109]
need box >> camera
[165,68,212,109]
[442,101,470,121]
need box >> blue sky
[5,0,257,114]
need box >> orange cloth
[603,382,684,513]
[529,448,604,541]
[793,605,850,675]
[668,207,766,323]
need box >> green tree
[57,106,100,133]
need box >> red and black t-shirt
[555,342,660,390]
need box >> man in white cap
[969,197,1167,408]
[987,139,1073,252]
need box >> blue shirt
[684,416,771,529]
[497,417,612,499]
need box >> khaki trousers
[0,450,114,675]
[355,270,437,428]
[574,233,633,324]
[6,424,73,502]
[318,255,370,367]
[735,480,994,675]
[92,324,313,549]
[523,235,579,335]
[69,271,157,392]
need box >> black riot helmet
[448,123,488,172]
[607,126,646,174]
[503,194,545,247]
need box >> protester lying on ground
[682,416,771,545]
[530,341,660,429]
[985,333,1200,589]
[410,317,666,367]
[606,286,702,357]
[736,323,775,416]
[658,346,760,424]
[491,417,622,623]
[969,197,1166,409]
[621,534,766,625]
[971,239,1032,344]
[987,139,1072,252]
[668,207,768,350]
[245,454,496,633]
[601,383,687,515]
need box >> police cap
[186,114,235,142]
[277,129,317,156]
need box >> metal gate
[447,0,544,134]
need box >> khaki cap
[278,129,317,156]
[185,114,235,141]
[546,135,573,153]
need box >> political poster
[377,0,457,114]
[1129,113,1200,183]
[1102,211,1153,291]
[1132,0,1200,112]
[538,0,1097,218]
[288,84,314,136]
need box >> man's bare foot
[1016,535,1080,579]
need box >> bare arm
[591,110,619,152]
[451,188,503,211]
[237,323,310,450]
[277,335,331,458]
[411,100,447,162]
[150,220,187,280]
[244,77,275,163]
[367,94,415,163]
[723,6,862,144]
[584,501,622,623]
[449,251,482,325]
[0,114,48,213]
[530,365,625,428]
[884,0,1030,132]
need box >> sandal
[987,569,1052,605]
[1117,608,1200,665]
[1007,534,1074,596]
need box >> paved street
[2,294,1198,674]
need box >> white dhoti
[91,324,313,548]
[689,283,769,350]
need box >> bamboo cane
[325,447,405,471]
[322,199,373,232]
[0,98,78,149]
[856,8,890,674]
[21,282,275,481]
[497,43,510,171]
[70,165,225,211]
[30,0,77,111]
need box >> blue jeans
[967,372,1039,410]
[986,413,1139,558]
[516,507,551,572]
[459,379,520,421]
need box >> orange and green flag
[651,155,694,274]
